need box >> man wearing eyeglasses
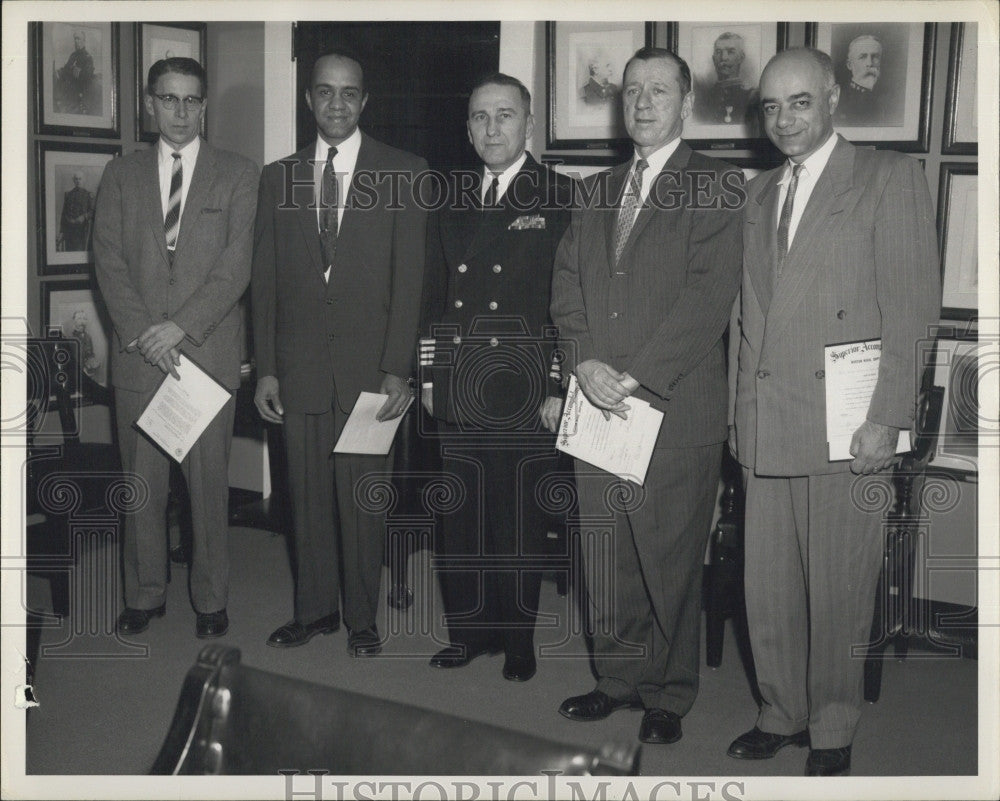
[94,57,258,640]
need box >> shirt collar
[158,136,200,165]
[633,136,681,176]
[779,131,837,184]
[484,151,528,187]
[314,126,362,164]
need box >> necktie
[164,152,182,252]
[613,158,647,264]
[483,174,499,209]
[776,162,804,272]
[320,146,339,270]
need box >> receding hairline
[848,35,883,55]
[762,48,836,91]
[310,53,366,93]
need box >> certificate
[333,392,413,455]
[825,339,911,461]
[135,354,232,463]
[556,375,663,485]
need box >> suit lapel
[174,141,215,257]
[620,141,692,263]
[289,146,326,276]
[141,146,170,265]
[746,169,782,315]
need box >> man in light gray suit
[94,57,258,639]
[727,48,940,776]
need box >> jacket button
[492,264,502,273]
[757,370,769,379]
[326,298,333,305]
[457,264,467,273]
[452,336,462,345]
[837,310,846,320]
[489,337,499,347]
[454,300,463,308]
[815,370,825,379]
[162,312,168,319]
[609,312,619,319]
[488,301,498,310]
[169,278,175,285]
[328,334,334,341]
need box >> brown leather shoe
[727,726,810,759]
[806,746,851,776]
[347,625,382,657]
[558,690,642,721]
[116,604,165,636]
[266,612,341,648]
[639,708,682,744]
[196,609,229,639]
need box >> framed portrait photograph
[546,21,653,150]
[36,141,120,275]
[929,336,981,474]
[667,22,788,149]
[34,21,119,137]
[937,163,978,320]
[809,22,935,151]
[42,279,113,393]
[942,22,977,155]
[135,22,207,142]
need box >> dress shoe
[116,604,165,636]
[266,612,341,648]
[429,642,499,669]
[347,625,382,657]
[727,726,810,760]
[806,746,852,776]
[639,708,683,744]
[558,690,642,721]
[196,609,229,639]
[502,654,536,682]
[387,583,414,611]
[168,544,190,565]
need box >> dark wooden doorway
[294,22,500,169]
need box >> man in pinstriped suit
[727,48,940,776]
[550,47,743,745]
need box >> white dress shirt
[622,136,682,226]
[481,151,527,205]
[776,131,838,248]
[158,136,201,223]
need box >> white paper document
[556,375,663,485]
[333,392,413,455]
[824,339,911,461]
[136,354,232,463]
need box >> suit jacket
[251,134,428,414]
[731,135,941,476]
[550,140,744,448]
[422,154,573,428]
[93,140,259,392]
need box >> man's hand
[254,375,284,424]
[377,374,411,422]
[421,386,433,417]
[576,360,636,420]
[539,395,564,433]
[849,420,900,475]
[137,321,185,367]
[155,347,181,380]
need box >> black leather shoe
[387,583,414,611]
[267,612,341,648]
[429,643,500,669]
[502,654,536,682]
[169,544,190,564]
[639,708,683,744]
[806,746,851,776]
[347,625,382,657]
[196,609,229,639]
[116,604,165,636]
[558,690,642,721]
[727,726,810,760]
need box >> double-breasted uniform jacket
[731,135,941,476]
[252,134,428,414]
[94,141,259,392]
[551,141,744,448]
[422,154,574,430]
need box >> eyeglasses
[153,93,205,111]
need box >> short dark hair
[311,49,367,94]
[623,47,692,95]
[469,72,532,114]
[147,57,207,97]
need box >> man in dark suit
[252,50,427,656]
[550,47,743,744]
[420,73,573,682]
[94,57,258,638]
[60,171,93,251]
[727,48,939,776]
[836,35,886,124]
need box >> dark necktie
[613,158,647,264]
[320,146,339,271]
[483,174,499,209]
[776,162,804,272]
[164,152,182,253]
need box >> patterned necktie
[483,174,499,209]
[320,146,339,270]
[164,152,183,252]
[776,162,804,272]
[613,158,647,264]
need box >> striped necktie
[613,158,647,265]
[164,152,183,252]
[320,146,339,270]
[776,162,803,273]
